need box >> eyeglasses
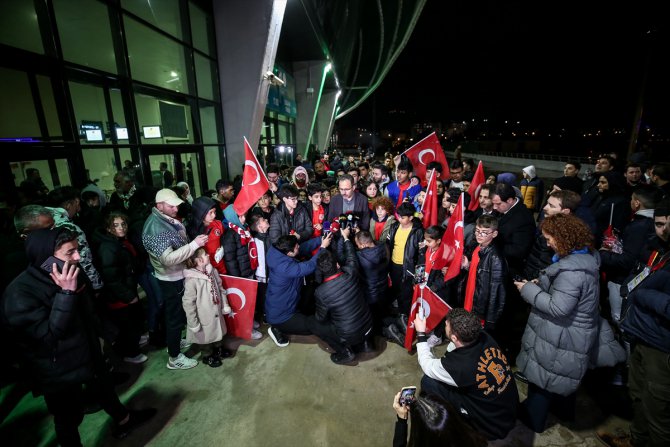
[474,229,493,236]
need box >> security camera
[264,71,285,87]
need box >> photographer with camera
[391,389,486,447]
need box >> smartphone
[399,386,417,406]
[40,256,65,273]
[513,274,525,282]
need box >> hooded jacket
[520,165,544,212]
[1,228,103,393]
[517,250,600,395]
[353,240,389,304]
[264,237,322,325]
[590,171,629,237]
[188,197,226,275]
[291,166,309,189]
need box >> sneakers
[268,326,289,347]
[251,329,263,340]
[123,353,148,364]
[330,348,355,365]
[167,353,198,370]
[383,324,405,347]
[202,354,223,368]
[112,408,157,439]
[595,431,633,447]
[514,371,529,384]
[426,334,443,348]
[138,334,150,347]
[253,320,261,329]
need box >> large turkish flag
[221,275,258,339]
[233,137,270,215]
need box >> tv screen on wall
[85,129,104,142]
[115,127,129,140]
[143,126,162,139]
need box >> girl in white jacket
[182,248,232,367]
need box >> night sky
[338,0,669,134]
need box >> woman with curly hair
[369,196,397,242]
[513,213,600,432]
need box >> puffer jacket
[222,229,253,278]
[386,218,424,281]
[517,250,600,396]
[354,241,389,304]
[314,240,372,343]
[621,269,670,353]
[269,202,313,245]
[472,244,507,329]
[93,229,140,304]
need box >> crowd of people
[1,150,669,446]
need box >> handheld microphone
[322,220,331,236]
[330,219,341,233]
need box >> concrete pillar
[315,90,338,155]
[213,0,287,178]
[293,60,327,157]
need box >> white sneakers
[167,353,198,370]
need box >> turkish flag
[233,137,270,215]
[220,275,258,339]
[468,161,486,211]
[404,284,452,351]
[400,132,449,186]
[421,170,438,228]
[440,193,465,282]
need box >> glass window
[53,0,117,73]
[135,93,193,144]
[180,152,201,194]
[123,0,183,40]
[0,2,43,54]
[204,146,223,186]
[36,76,63,141]
[0,68,41,139]
[190,3,214,55]
[109,89,128,142]
[125,16,190,93]
[200,103,222,144]
[148,154,175,188]
[69,81,109,144]
[194,53,217,100]
[12,159,71,192]
[82,148,118,193]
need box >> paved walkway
[1,330,630,446]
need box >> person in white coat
[182,248,232,367]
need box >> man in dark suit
[326,174,370,230]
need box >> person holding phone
[391,390,486,446]
[1,227,156,444]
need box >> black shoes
[353,338,376,353]
[202,354,223,368]
[383,324,405,347]
[213,346,233,359]
[269,326,289,347]
[112,408,157,439]
[330,348,355,365]
[397,314,408,333]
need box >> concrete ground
[1,328,630,446]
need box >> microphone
[330,219,341,233]
[322,220,331,236]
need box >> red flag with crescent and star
[468,161,486,211]
[404,284,452,351]
[233,137,270,215]
[399,132,449,186]
[440,193,465,282]
[220,275,258,339]
[421,170,438,228]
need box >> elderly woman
[514,213,600,433]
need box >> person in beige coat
[182,248,232,368]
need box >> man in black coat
[326,174,370,231]
[314,227,373,364]
[0,228,155,445]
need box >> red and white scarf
[228,223,259,270]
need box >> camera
[399,386,417,406]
